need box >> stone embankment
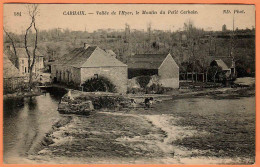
[58,90,131,115]
[57,90,174,115]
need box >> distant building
[51,43,128,93]
[3,54,24,94]
[210,58,235,77]
[127,53,179,88]
[124,23,130,42]
[5,46,44,78]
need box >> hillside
[4,28,255,77]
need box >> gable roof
[127,53,169,69]
[61,46,97,68]
[209,56,233,68]
[3,54,21,79]
[211,59,230,71]
[17,47,44,58]
[5,47,43,59]
[54,46,127,68]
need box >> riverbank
[3,90,43,99]
[3,88,68,164]
[20,87,255,164]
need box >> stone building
[3,54,24,94]
[5,46,44,78]
[127,53,179,88]
[51,44,128,93]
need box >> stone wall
[159,78,179,88]
[51,65,128,93]
[51,65,81,85]
[158,54,179,88]
[81,66,128,93]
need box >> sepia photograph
[3,3,256,164]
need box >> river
[3,87,67,163]
[3,88,255,164]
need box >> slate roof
[5,47,43,59]
[127,54,169,69]
[211,59,230,71]
[3,54,21,79]
[209,56,233,68]
[54,46,126,68]
[55,46,97,68]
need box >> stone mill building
[51,44,128,93]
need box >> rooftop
[54,45,126,68]
[127,53,169,69]
[3,54,21,79]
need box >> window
[22,60,24,64]
[25,67,27,73]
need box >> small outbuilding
[210,59,235,78]
[51,44,128,93]
[127,53,179,88]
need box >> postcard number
[14,12,22,16]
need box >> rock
[128,78,141,89]
[147,75,160,87]
[58,100,94,115]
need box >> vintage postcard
[2,3,256,165]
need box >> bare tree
[24,4,39,89]
[3,27,17,57]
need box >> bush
[208,66,225,82]
[127,83,172,94]
[127,87,142,94]
[71,95,127,110]
[145,84,172,94]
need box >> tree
[183,20,206,82]
[3,27,17,57]
[24,4,39,89]
[208,66,223,83]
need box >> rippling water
[3,88,67,163]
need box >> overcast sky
[4,4,255,34]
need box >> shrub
[208,66,225,82]
[145,83,173,94]
[72,95,126,110]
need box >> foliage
[3,21,255,77]
[236,59,255,77]
[145,84,173,94]
[127,83,172,94]
[72,95,126,110]
[207,66,225,82]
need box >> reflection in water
[3,88,67,162]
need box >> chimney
[84,43,90,49]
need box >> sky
[3,4,255,34]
